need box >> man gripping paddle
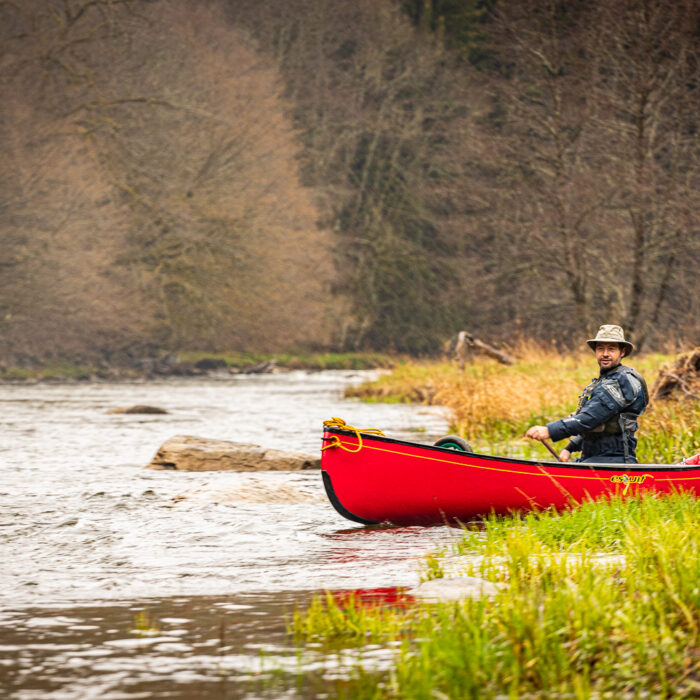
[526,325,649,464]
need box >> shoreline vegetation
[288,494,700,699]
[0,351,396,383]
[283,342,699,698]
[346,341,700,465]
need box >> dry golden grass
[639,399,700,463]
[435,342,591,435]
[350,341,699,462]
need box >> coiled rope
[321,417,385,453]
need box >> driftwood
[229,360,278,375]
[240,360,277,374]
[650,347,700,401]
[454,331,515,368]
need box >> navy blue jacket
[547,365,648,463]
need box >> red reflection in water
[330,586,416,609]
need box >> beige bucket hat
[587,324,635,355]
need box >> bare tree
[89,1,336,350]
[477,0,699,345]
[590,0,699,347]
[0,1,146,363]
[0,0,336,362]
[234,0,477,352]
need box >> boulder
[145,434,320,471]
[240,360,278,374]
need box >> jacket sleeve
[565,434,583,454]
[547,374,637,443]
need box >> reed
[638,400,700,464]
[290,494,700,698]
[131,609,160,636]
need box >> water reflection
[1,594,294,698]
[0,592,407,699]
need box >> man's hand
[525,425,550,441]
[559,449,571,462]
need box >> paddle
[540,438,562,462]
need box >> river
[0,370,456,698]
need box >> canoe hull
[321,428,700,525]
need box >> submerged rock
[145,434,320,471]
[166,474,324,506]
[108,405,169,415]
[409,576,501,602]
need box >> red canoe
[321,422,700,525]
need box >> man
[526,324,649,463]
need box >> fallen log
[454,331,515,368]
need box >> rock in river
[145,434,320,471]
[108,405,169,414]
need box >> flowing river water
[0,370,457,698]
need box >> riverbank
[279,346,700,696]
[289,492,700,698]
[346,343,700,464]
[0,351,396,383]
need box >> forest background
[1,0,698,368]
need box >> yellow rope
[321,417,385,453]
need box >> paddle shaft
[541,438,562,462]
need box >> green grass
[291,591,413,647]
[453,491,700,555]
[289,493,700,698]
[0,360,98,381]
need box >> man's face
[595,342,624,371]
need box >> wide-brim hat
[586,324,635,355]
